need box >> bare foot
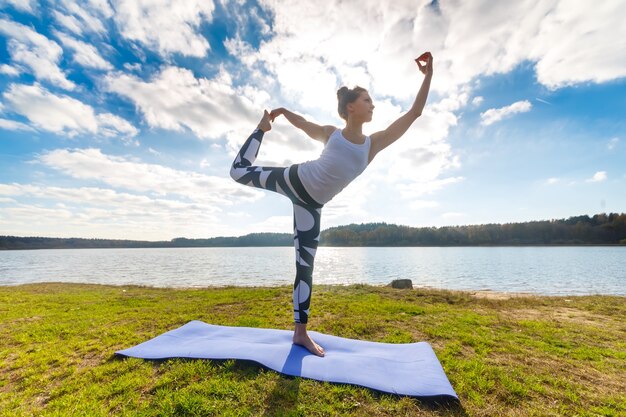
[293,333,325,357]
[257,110,272,132]
[293,324,325,357]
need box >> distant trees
[170,233,292,247]
[0,233,293,250]
[1,213,625,250]
[0,236,167,250]
[321,213,626,246]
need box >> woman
[230,52,433,357]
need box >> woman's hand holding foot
[269,107,285,122]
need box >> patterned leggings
[230,129,323,324]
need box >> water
[1,246,625,295]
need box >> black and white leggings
[230,129,323,324]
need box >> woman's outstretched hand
[269,107,285,122]
[415,52,433,76]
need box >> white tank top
[297,129,371,205]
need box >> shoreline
[2,243,626,251]
[3,281,623,299]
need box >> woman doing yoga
[230,52,433,357]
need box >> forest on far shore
[1,213,625,250]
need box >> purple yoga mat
[116,321,458,400]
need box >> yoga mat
[116,321,458,400]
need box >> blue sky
[0,0,625,240]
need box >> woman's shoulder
[326,126,340,135]
[322,126,340,143]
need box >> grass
[1,283,625,416]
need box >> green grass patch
[1,283,625,416]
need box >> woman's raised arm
[369,52,433,161]
[270,107,334,144]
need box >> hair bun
[337,86,349,99]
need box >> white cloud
[0,183,205,210]
[587,171,607,183]
[0,117,35,132]
[471,96,484,107]
[0,146,287,239]
[53,0,112,35]
[371,105,461,185]
[256,0,626,101]
[431,0,626,91]
[105,65,324,167]
[531,1,626,89]
[3,83,96,134]
[480,100,532,126]
[226,0,423,127]
[2,83,137,139]
[227,0,626,125]
[53,11,83,35]
[607,137,619,151]
[0,183,230,239]
[0,64,20,76]
[123,62,142,72]
[148,147,161,156]
[82,0,114,18]
[54,31,113,70]
[36,148,259,204]
[96,112,139,139]
[104,66,263,140]
[545,177,560,185]
[1,0,35,13]
[112,0,215,57]
[0,18,75,90]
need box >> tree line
[0,233,293,250]
[322,213,626,246]
[1,213,625,250]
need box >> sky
[0,0,625,241]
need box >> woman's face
[348,91,375,122]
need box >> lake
[0,246,624,296]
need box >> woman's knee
[230,163,245,182]
[229,165,239,181]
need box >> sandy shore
[467,289,537,300]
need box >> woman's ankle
[294,322,308,335]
